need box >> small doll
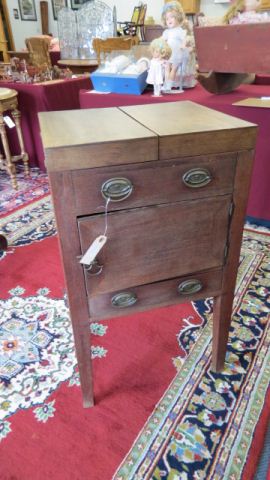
[146,38,172,96]
[222,0,269,24]
[161,1,196,91]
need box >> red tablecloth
[79,84,270,222]
[0,76,91,171]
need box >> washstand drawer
[88,268,223,320]
[72,152,236,216]
[78,195,232,295]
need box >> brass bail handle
[101,177,133,202]
[182,168,212,188]
[111,291,138,308]
[177,279,203,295]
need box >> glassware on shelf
[58,1,114,60]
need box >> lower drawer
[88,268,223,320]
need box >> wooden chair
[25,36,52,68]
[117,4,147,41]
[92,37,139,66]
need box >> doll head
[150,37,172,60]
[161,1,185,28]
[222,0,261,23]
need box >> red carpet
[0,171,269,480]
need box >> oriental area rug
[0,170,269,480]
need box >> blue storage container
[90,70,147,95]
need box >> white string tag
[3,116,15,129]
[80,235,107,266]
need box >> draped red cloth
[79,83,270,221]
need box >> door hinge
[229,201,234,221]
[224,202,234,263]
[224,242,229,263]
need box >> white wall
[7,0,230,50]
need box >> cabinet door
[78,195,231,295]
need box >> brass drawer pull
[177,279,203,295]
[111,291,137,308]
[182,168,212,188]
[101,177,133,202]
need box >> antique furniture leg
[0,88,29,189]
[49,171,94,407]
[0,234,8,251]
[12,108,30,177]
[0,113,18,189]
[211,150,254,371]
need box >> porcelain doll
[161,1,196,91]
[146,38,172,96]
[222,0,269,24]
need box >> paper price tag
[3,116,15,129]
[80,235,107,266]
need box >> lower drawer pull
[177,279,203,295]
[182,168,212,188]
[111,291,137,308]
[101,177,133,202]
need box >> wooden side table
[39,102,257,408]
[0,88,29,189]
[57,59,98,74]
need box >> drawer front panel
[88,268,223,320]
[72,153,236,216]
[78,196,231,295]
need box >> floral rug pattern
[0,287,108,440]
[113,223,270,480]
[0,168,49,214]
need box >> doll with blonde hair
[161,1,196,91]
[146,37,172,96]
[222,0,269,24]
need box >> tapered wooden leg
[50,171,94,407]
[212,291,235,372]
[74,322,94,408]
[12,108,30,177]
[211,150,255,372]
[0,114,18,190]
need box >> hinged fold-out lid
[120,101,257,160]
[39,101,257,171]
[38,107,158,171]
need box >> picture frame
[70,0,89,9]
[13,8,20,19]
[18,0,37,21]
[51,0,68,20]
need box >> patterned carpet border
[0,195,55,257]
[113,224,270,480]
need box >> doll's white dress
[162,26,186,65]
[162,25,196,89]
[146,58,165,86]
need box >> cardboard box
[90,70,148,95]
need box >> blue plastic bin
[90,70,147,95]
